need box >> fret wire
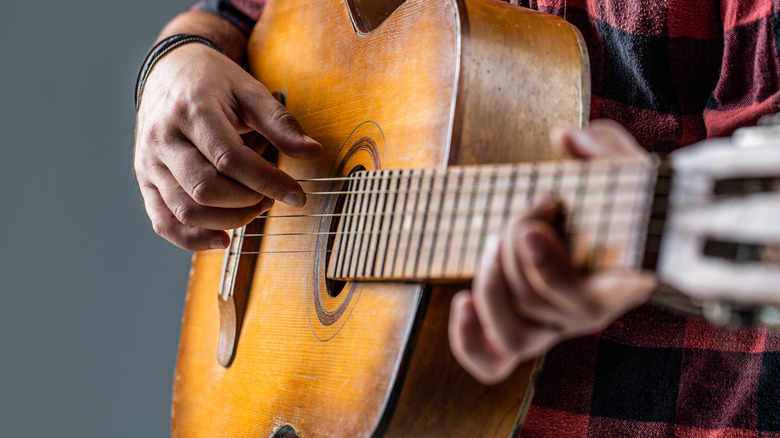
[426,169,448,277]
[356,170,377,277]
[570,161,588,253]
[501,166,518,230]
[347,173,369,278]
[526,162,539,206]
[375,169,395,276]
[366,169,388,277]
[475,169,498,267]
[335,178,357,277]
[378,169,399,277]
[457,170,478,275]
[391,169,412,277]
[634,164,658,269]
[441,168,463,276]
[366,169,385,276]
[591,162,620,270]
[402,169,422,277]
[552,159,563,197]
[412,169,432,277]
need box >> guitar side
[172,0,589,436]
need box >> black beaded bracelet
[134,34,223,111]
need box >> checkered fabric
[190,0,780,436]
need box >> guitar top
[171,0,780,437]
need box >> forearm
[157,10,247,64]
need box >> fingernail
[283,192,305,207]
[524,231,550,264]
[302,135,321,147]
[210,239,227,250]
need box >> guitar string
[230,166,662,255]
[292,161,653,185]
[249,199,665,223]
[232,218,669,256]
[239,219,665,239]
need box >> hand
[134,43,322,251]
[447,120,657,384]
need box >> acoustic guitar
[171,0,780,436]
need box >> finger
[471,235,531,354]
[151,163,272,231]
[449,290,560,384]
[179,102,307,207]
[551,119,646,160]
[448,290,517,384]
[514,222,656,329]
[500,198,576,327]
[233,82,323,160]
[158,138,265,208]
[138,182,229,251]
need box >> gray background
[1,1,199,436]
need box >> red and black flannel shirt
[193,0,780,436]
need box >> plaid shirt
[193,0,780,436]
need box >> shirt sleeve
[192,0,268,38]
[703,0,780,137]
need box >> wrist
[135,34,222,111]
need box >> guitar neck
[327,157,664,282]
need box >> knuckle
[172,202,198,226]
[190,177,217,205]
[150,215,173,239]
[269,105,298,128]
[212,148,239,176]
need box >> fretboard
[327,158,661,282]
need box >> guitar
[171,0,780,436]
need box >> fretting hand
[448,120,657,384]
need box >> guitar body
[172,0,588,436]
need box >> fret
[501,165,519,232]
[526,163,539,206]
[381,169,403,277]
[591,162,620,270]
[551,159,564,197]
[457,167,479,276]
[371,170,394,277]
[419,169,446,278]
[388,169,411,277]
[629,164,658,269]
[356,172,380,277]
[344,174,368,278]
[475,168,499,266]
[403,169,426,277]
[412,169,434,277]
[396,169,420,277]
[331,177,356,279]
[441,168,464,278]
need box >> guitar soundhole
[270,425,300,438]
[325,166,365,297]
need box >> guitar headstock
[655,119,780,326]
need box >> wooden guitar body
[172,0,589,436]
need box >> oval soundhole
[270,425,300,438]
